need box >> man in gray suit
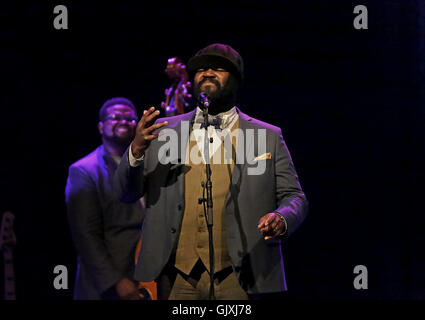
[114,44,308,299]
[65,97,145,299]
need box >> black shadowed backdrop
[0,1,424,300]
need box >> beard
[194,75,239,115]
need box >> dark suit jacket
[65,145,144,299]
[114,108,308,294]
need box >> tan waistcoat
[175,120,238,275]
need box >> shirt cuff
[128,143,145,167]
[273,211,288,236]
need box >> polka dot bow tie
[193,114,223,130]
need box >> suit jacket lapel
[97,145,118,189]
[170,110,196,202]
[231,108,253,187]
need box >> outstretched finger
[144,134,160,141]
[144,109,161,127]
[140,107,156,126]
[145,121,168,133]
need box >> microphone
[198,92,210,109]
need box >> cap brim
[187,54,242,80]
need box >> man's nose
[202,68,216,77]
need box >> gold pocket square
[254,152,272,161]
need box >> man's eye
[197,68,205,72]
[215,68,225,72]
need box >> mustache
[197,78,221,89]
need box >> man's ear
[98,122,104,135]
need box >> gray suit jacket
[65,145,144,299]
[114,108,307,294]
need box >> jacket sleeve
[65,165,122,294]
[273,128,309,236]
[113,146,147,203]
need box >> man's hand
[257,212,287,240]
[115,278,141,300]
[131,106,168,158]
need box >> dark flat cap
[187,43,244,81]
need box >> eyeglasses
[104,114,138,124]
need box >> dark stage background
[1,1,424,300]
